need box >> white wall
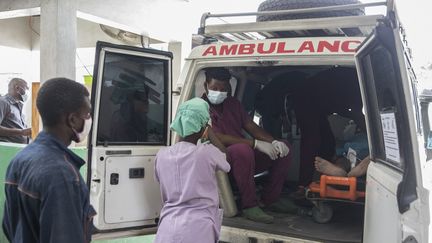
[0,0,264,62]
[0,47,33,94]
[29,17,138,50]
[0,0,39,13]
[0,17,32,49]
[76,0,265,62]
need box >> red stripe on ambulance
[202,40,362,56]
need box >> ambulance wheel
[256,0,364,36]
[312,202,333,223]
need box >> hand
[21,128,31,136]
[272,140,290,157]
[201,126,209,142]
[206,126,228,154]
[255,140,278,160]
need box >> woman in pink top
[154,98,230,243]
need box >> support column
[40,0,77,82]
[168,41,182,86]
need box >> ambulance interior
[192,65,367,243]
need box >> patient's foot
[314,157,347,177]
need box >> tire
[312,202,333,223]
[256,0,365,37]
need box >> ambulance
[86,0,432,242]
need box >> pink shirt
[154,142,230,243]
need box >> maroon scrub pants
[227,140,292,209]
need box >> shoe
[265,198,299,214]
[242,206,274,224]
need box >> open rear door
[355,15,427,243]
[87,41,172,236]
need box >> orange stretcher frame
[309,175,366,201]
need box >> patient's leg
[314,156,347,177]
[347,156,370,177]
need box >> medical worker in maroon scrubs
[202,67,296,224]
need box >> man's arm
[212,120,275,147]
[214,132,254,147]
[0,101,31,137]
[0,126,30,137]
[244,120,288,160]
[204,127,231,172]
[243,119,274,143]
[40,181,90,243]
[207,126,235,165]
[207,126,228,153]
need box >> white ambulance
[86,0,432,242]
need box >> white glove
[272,140,290,158]
[255,140,278,160]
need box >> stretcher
[305,175,366,223]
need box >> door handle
[110,173,119,185]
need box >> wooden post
[31,82,40,140]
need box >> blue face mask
[207,90,228,105]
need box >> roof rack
[196,1,391,43]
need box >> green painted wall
[0,143,155,243]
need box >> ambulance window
[96,51,168,145]
[360,44,412,170]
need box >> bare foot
[314,156,347,177]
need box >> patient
[314,121,370,178]
[314,155,370,178]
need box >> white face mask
[207,90,228,105]
[73,117,93,143]
[18,87,29,102]
[21,91,29,102]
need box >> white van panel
[363,162,402,243]
[104,155,162,224]
[90,146,163,230]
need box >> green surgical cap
[170,98,210,137]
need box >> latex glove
[272,140,290,158]
[255,140,278,160]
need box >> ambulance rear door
[355,14,428,243]
[87,41,172,237]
